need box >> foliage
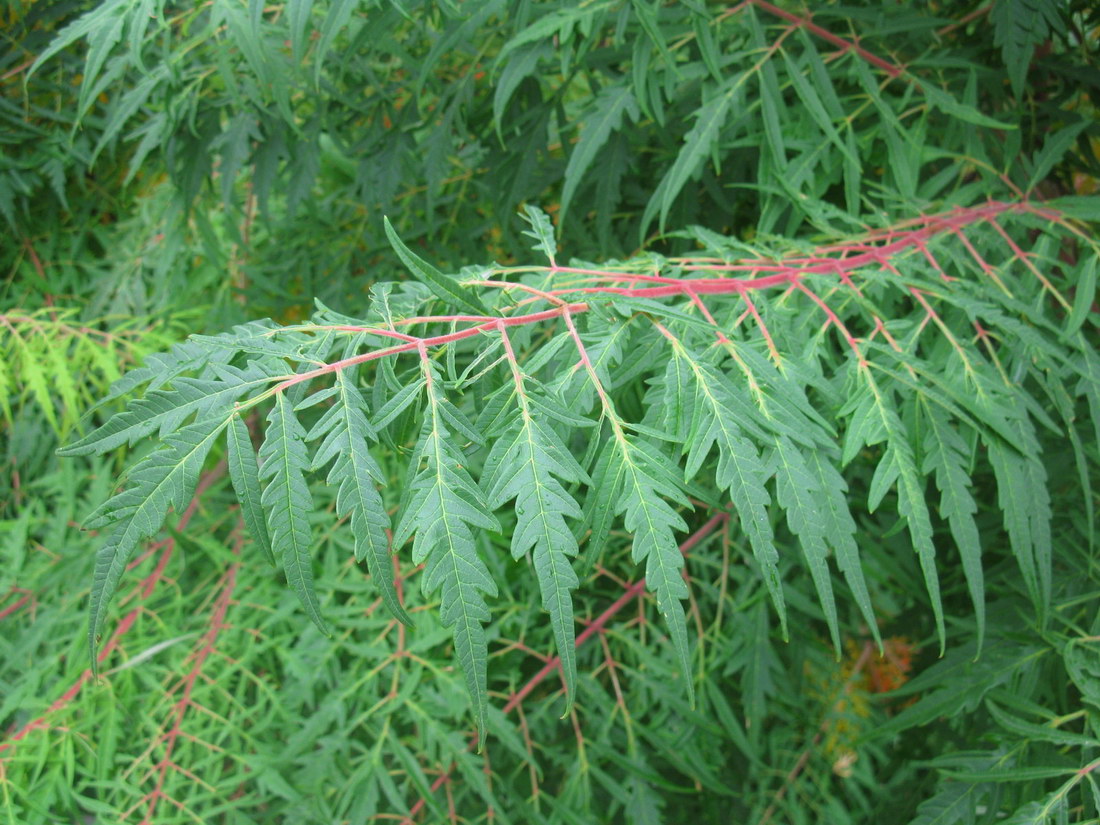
[2,0,1100,823]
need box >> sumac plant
[16,0,1098,819]
[61,199,1099,738]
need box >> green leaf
[308,370,409,624]
[907,779,988,825]
[226,413,275,567]
[986,407,1052,617]
[673,348,786,637]
[849,370,945,650]
[804,449,881,651]
[985,700,1099,747]
[1064,253,1097,339]
[769,436,837,648]
[1065,637,1100,708]
[494,5,599,64]
[259,393,330,636]
[519,205,557,266]
[781,49,859,169]
[921,403,984,649]
[87,416,228,665]
[1027,122,1088,196]
[492,41,552,137]
[313,0,359,84]
[578,427,626,576]
[917,79,1017,129]
[60,362,279,457]
[286,0,314,62]
[484,382,588,710]
[614,433,694,704]
[394,363,501,737]
[991,0,1065,98]
[643,76,742,234]
[383,216,491,317]
[559,85,638,229]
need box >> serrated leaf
[804,448,881,650]
[87,416,228,665]
[60,362,278,457]
[372,377,426,430]
[853,370,945,650]
[907,780,988,825]
[922,403,984,649]
[307,370,409,624]
[769,436,837,648]
[383,216,490,317]
[485,380,588,710]
[614,433,694,703]
[259,393,330,636]
[519,205,557,266]
[986,408,1052,617]
[394,363,501,737]
[226,413,275,567]
[991,0,1065,98]
[674,346,786,636]
[578,428,626,576]
[560,85,638,228]
[494,5,599,64]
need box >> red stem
[746,0,905,79]
[0,465,226,758]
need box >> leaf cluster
[3,1,1100,823]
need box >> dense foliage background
[2,1,1099,823]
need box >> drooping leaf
[559,85,639,228]
[226,412,275,567]
[921,403,984,649]
[87,415,228,664]
[484,382,588,710]
[614,433,695,704]
[393,362,500,736]
[307,369,409,624]
[672,346,786,637]
[259,393,330,636]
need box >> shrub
[3,1,1099,823]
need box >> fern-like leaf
[519,204,557,266]
[922,403,984,647]
[484,373,589,710]
[60,362,278,457]
[846,369,945,649]
[393,360,501,736]
[307,370,409,625]
[987,408,1053,616]
[672,347,787,636]
[769,436,839,648]
[86,415,227,663]
[226,413,275,567]
[259,393,330,635]
[990,0,1065,98]
[615,434,695,703]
